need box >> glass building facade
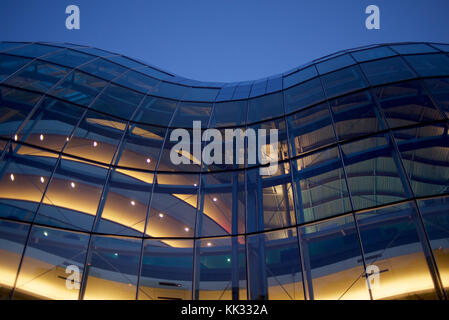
[0,41,449,300]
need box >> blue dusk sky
[0,0,448,82]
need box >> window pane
[246,166,296,233]
[357,202,438,300]
[321,66,367,98]
[199,171,245,237]
[316,54,355,74]
[41,49,96,68]
[146,174,198,238]
[293,147,351,223]
[351,46,396,62]
[78,58,127,81]
[341,134,409,210]
[287,103,335,156]
[393,123,449,198]
[139,239,193,300]
[0,86,41,139]
[5,60,69,94]
[360,57,415,86]
[183,87,219,102]
[418,196,449,295]
[83,235,141,300]
[0,145,57,222]
[284,78,325,113]
[14,226,89,300]
[329,90,385,141]
[91,84,144,119]
[0,54,31,81]
[283,66,317,89]
[117,122,165,171]
[374,80,444,129]
[423,77,449,118]
[106,55,145,70]
[17,97,85,153]
[431,44,449,52]
[65,110,126,164]
[0,220,29,297]
[299,215,370,300]
[95,169,152,237]
[247,228,304,300]
[197,237,247,300]
[132,95,177,127]
[114,70,160,94]
[36,157,108,231]
[170,101,212,128]
[247,92,283,123]
[149,81,188,100]
[390,44,438,54]
[210,100,247,127]
[49,71,108,107]
[404,54,449,77]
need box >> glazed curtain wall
[0,42,449,300]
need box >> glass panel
[210,100,247,127]
[6,44,60,58]
[117,122,165,171]
[0,219,29,298]
[73,47,115,57]
[287,103,335,156]
[146,174,198,238]
[41,49,96,68]
[0,145,57,222]
[360,57,415,86]
[341,134,409,211]
[78,58,127,81]
[65,110,126,164]
[197,237,247,300]
[250,80,267,97]
[299,215,370,300]
[357,202,438,299]
[114,70,160,94]
[423,77,449,118]
[292,147,351,223]
[49,71,108,106]
[139,239,193,300]
[36,157,108,231]
[183,87,219,102]
[418,196,449,295]
[96,168,152,237]
[14,226,89,300]
[138,67,173,81]
[351,46,396,62]
[283,66,317,89]
[404,54,449,77]
[374,80,444,129]
[284,78,325,113]
[83,235,141,300]
[0,42,27,53]
[316,54,355,74]
[149,81,188,100]
[247,92,283,123]
[5,60,69,93]
[132,95,177,127]
[199,171,245,237]
[90,83,144,119]
[431,44,449,52]
[17,97,85,153]
[0,86,41,139]
[329,90,385,141]
[390,44,438,54]
[0,54,31,81]
[393,123,449,198]
[170,101,212,128]
[246,166,295,233]
[247,228,304,300]
[106,55,145,70]
[321,66,367,98]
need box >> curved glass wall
[0,41,449,300]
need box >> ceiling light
[146,158,151,164]
[194,183,197,187]
[158,213,164,218]
[10,173,14,182]
[207,242,212,247]
[39,134,44,141]
[130,200,136,206]
[93,141,98,147]
[14,134,18,141]
[70,182,76,188]
[40,176,45,184]
[43,231,48,237]
[184,227,190,232]
[213,197,217,202]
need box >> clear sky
[1,0,449,82]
